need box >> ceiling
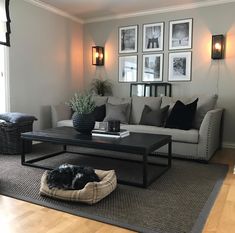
[38,0,227,21]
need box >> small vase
[72,113,95,134]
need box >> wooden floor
[0,149,234,233]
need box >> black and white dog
[46,164,100,190]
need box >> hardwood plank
[203,148,235,233]
[202,184,229,232]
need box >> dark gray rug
[0,143,228,233]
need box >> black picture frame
[142,22,164,52]
[119,25,138,54]
[118,55,138,83]
[168,51,192,82]
[169,18,193,50]
[142,53,163,82]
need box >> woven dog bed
[40,169,117,204]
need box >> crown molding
[24,0,84,24]
[84,0,235,23]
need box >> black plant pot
[72,113,95,134]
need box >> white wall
[9,0,84,130]
[83,2,235,146]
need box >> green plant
[91,78,112,96]
[67,92,95,114]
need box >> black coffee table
[21,127,172,188]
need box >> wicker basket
[0,121,33,155]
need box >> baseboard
[222,142,235,149]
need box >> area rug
[0,143,228,233]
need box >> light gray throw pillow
[107,97,132,123]
[103,103,129,124]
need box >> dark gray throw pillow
[93,105,106,122]
[0,112,37,123]
[103,103,129,124]
[139,105,170,127]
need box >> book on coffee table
[92,129,130,138]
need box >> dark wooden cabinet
[130,83,172,97]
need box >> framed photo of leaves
[168,51,192,82]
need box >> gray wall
[9,1,84,130]
[83,2,235,146]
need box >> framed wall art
[118,55,138,82]
[168,52,192,82]
[169,18,193,50]
[119,25,138,54]
[142,53,163,82]
[143,22,164,52]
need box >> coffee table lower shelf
[21,144,171,188]
[21,128,172,188]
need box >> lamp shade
[0,0,10,46]
[211,35,224,59]
[92,46,104,66]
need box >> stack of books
[92,129,130,138]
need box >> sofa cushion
[57,120,101,129]
[121,124,199,144]
[104,103,129,124]
[51,103,73,127]
[165,99,198,130]
[93,96,108,106]
[140,105,169,127]
[107,97,132,123]
[131,96,162,124]
[193,94,218,129]
[57,120,73,127]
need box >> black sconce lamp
[211,35,225,59]
[92,46,104,66]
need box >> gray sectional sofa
[51,95,223,161]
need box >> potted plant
[67,92,95,134]
[90,78,112,96]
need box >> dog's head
[72,167,100,190]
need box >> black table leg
[21,139,26,165]
[168,141,172,167]
[143,152,148,188]
[21,139,66,170]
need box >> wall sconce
[211,35,225,59]
[92,46,104,66]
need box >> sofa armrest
[51,103,72,128]
[198,108,224,160]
